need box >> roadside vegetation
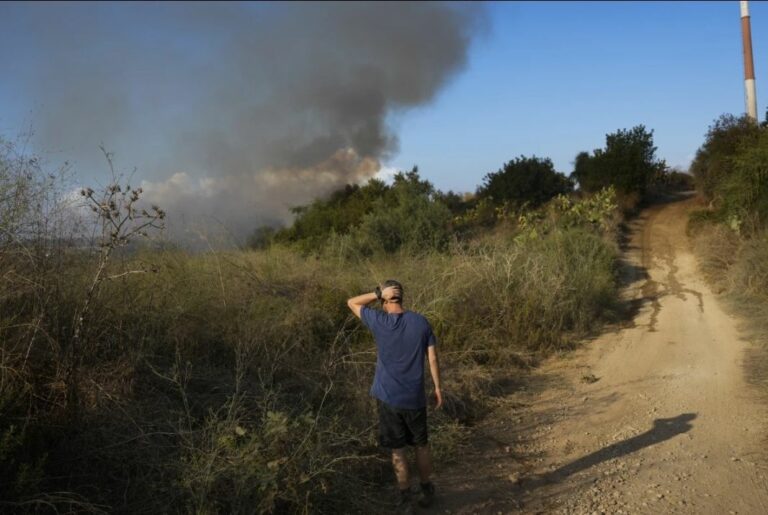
[689,114,768,346]
[1,125,674,513]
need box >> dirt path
[438,195,768,514]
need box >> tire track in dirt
[437,194,768,514]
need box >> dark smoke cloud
[1,2,485,243]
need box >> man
[347,280,443,514]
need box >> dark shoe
[417,482,435,508]
[397,488,414,514]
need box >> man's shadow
[521,413,696,490]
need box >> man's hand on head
[380,285,402,302]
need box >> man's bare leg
[415,445,435,507]
[415,445,432,482]
[392,448,410,490]
[392,448,414,513]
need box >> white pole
[741,1,758,122]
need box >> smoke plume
[1,2,484,243]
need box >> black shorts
[377,400,428,449]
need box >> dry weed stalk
[66,147,165,419]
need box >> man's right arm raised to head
[346,285,401,319]
[346,291,378,319]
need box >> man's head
[381,279,403,305]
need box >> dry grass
[0,146,621,512]
[0,223,620,512]
[691,216,768,342]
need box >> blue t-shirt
[361,306,437,410]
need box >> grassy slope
[1,206,621,513]
[689,215,768,395]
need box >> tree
[271,166,454,253]
[355,170,452,253]
[690,114,761,201]
[572,125,666,195]
[272,178,389,248]
[477,155,572,208]
[720,128,768,232]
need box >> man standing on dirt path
[347,280,443,514]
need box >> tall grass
[692,224,768,339]
[1,222,620,513]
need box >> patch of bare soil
[436,194,768,514]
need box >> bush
[656,168,695,192]
[690,114,760,201]
[477,155,573,209]
[689,114,768,234]
[572,125,666,196]
[274,168,453,254]
[354,184,453,254]
[719,129,768,233]
[274,179,389,249]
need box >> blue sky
[388,1,768,193]
[1,1,766,220]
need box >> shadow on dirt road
[520,413,697,492]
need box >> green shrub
[690,115,768,234]
[719,129,768,233]
[690,114,760,201]
[657,168,695,192]
[477,155,573,209]
[274,179,389,250]
[354,187,453,254]
[273,168,451,254]
[572,125,666,196]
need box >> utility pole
[741,1,758,122]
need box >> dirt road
[439,195,768,514]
